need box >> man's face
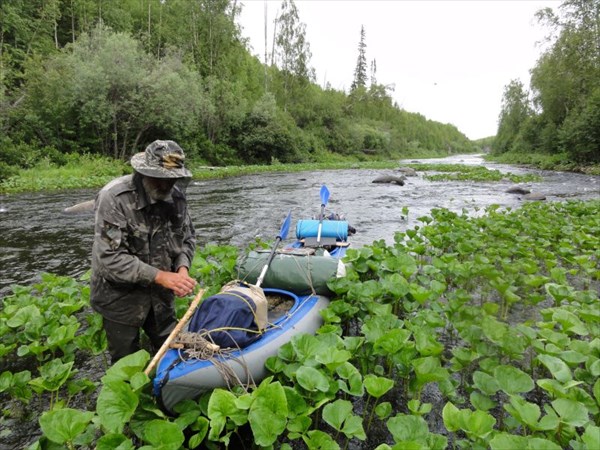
[142,176,177,201]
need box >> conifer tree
[351,25,368,90]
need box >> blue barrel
[296,220,348,240]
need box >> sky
[237,0,561,140]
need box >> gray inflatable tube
[153,289,329,414]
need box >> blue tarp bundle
[187,291,260,349]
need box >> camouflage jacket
[90,174,196,326]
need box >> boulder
[523,193,546,201]
[63,199,95,214]
[506,186,531,195]
[396,167,418,176]
[372,175,406,186]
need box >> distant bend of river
[1,154,598,296]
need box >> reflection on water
[1,155,598,295]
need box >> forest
[2,0,597,182]
[494,0,599,165]
[0,0,480,183]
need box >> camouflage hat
[130,140,192,179]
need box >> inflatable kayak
[153,288,329,414]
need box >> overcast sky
[237,0,561,140]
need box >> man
[91,140,197,363]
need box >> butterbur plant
[7,199,600,449]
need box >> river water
[1,154,598,297]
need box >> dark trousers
[102,306,176,364]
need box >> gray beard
[142,177,173,202]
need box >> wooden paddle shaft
[144,288,205,375]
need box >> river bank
[484,151,600,175]
[2,150,599,195]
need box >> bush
[0,161,18,181]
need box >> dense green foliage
[485,151,600,175]
[493,0,600,164]
[1,200,598,448]
[0,0,475,183]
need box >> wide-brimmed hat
[130,140,192,179]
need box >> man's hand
[155,267,197,297]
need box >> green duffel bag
[237,250,346,296]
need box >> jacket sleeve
[92,189,158,286]
[173,208,196,271]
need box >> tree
[272,0,314,110]
[19,25,208,158]
[370,58,377,86]
[526,0,600,159]
[234,92,302,164]
[351,25,367,91]
[273,0,313,80]
[494,80,532,154]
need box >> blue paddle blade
[278,210,292,240]
[320,185,330,206]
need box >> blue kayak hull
[153,288,329,413]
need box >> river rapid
[1,154,598,297]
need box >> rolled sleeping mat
[296,220,349,241]
[237,251,346,295]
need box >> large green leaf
[97,380,139,434]
[551,398,590,427]
[302,429,340,450]
[141,419,184,450]
[29,359,74,393]
[387,414,429,443]
[207,389,247,440]
[472,371,500,395]
[101,350,150,384]
[490,433,562,450]
[7,305,41,328]
[581,424,600,450]
[316,347,352,370]
[39,408,95,445]
[248,380,288,446]
[504,395,541,429]
[537,354,573,383]
[494,365,534,394]
[322,399,353,432]
[336,362,364,397]
[296,366,330,392]
[364,374,394,399]
[291,334,326,363]
[95,433,135,450]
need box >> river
[0,154,598,296]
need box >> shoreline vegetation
[483,152,600,176]
[1,150,599,195]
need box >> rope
[174,331,256,392]
[171,290,319,391]
[238,251,318,297]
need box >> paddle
[316,185,330,244]
[255,211,292,288]
[144,287,206,375]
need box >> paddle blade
[320,185,330,206]
[278,210,292,240]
